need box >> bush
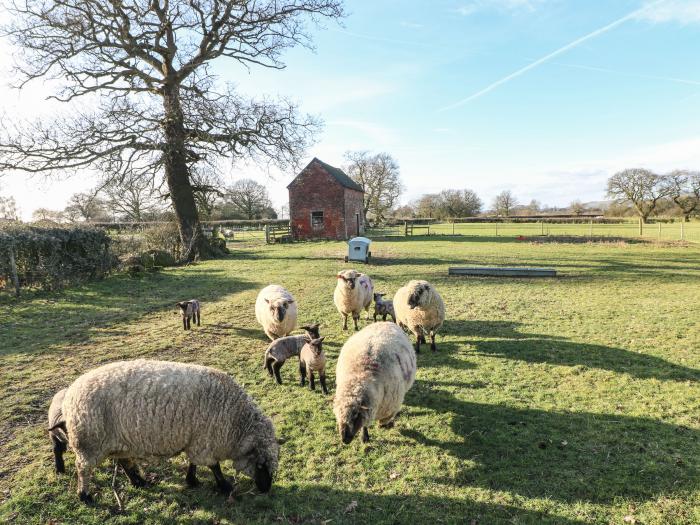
[142,222,181,260]
[0,224,117,294]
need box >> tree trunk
[161,86,210,261]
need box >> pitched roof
[288,157,364,193]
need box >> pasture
[1,237,699,524]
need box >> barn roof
[288,157,364,193]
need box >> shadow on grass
[1,269,258,356]
[403,382,699,504]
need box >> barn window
[311,211,324,229]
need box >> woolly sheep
[333,269,374,331]
[333,322,416,444]
[176,299,201,330]
[393,280,446,353]
[299,337,328,395]
[255,285,298,340]
[48,388,148,487]
[264,323,321,384]
[373,292,396,322]
[62,359,279,504]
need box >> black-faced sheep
[393,280,445,352]
[373,293,396,322]
[255,285,297,340]
[176,299,201,330]
[333,269,373,331]
[61,359,279,504]
[263,323,321,384]
[299,337,328,395]
[333,322,416,444]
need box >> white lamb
[393,280,445,353]
[333,322,416,444]
[333,269,374,331]
[255,284,298,340]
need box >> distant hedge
[0,223,117,295]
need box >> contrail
[554,61,700,86]
[437,0,668,112]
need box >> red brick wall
[344,189,365,238]
[288,164,347,240]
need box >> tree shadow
[402,382,700,504]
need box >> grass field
[1,237,700,524]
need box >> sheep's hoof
[186,475,200,488]
[79,491,94,505]
[430,343,437,352]
[361,428,370,443]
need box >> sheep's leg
[382,313,387,321]
[430,331,437,352]
[352,313,360,331]
[182,317,187,330]
[264,356,274,376]
[265,329,276,341]
[299,361,307,387]
[414,331,421,353]
[361,427,370,443]
[209,463,234,494]
[51,435,67,474]
[75,454,95,504]
[273,362,283,385]
[309,371,316,391]
[186,317,191,330]
[186,463,199,487]
[119,459,147,488]
[320,373,329,395]
[390,313,396,323]
[196,311,201,326]
[373,312,377,321]
[342,313,348,331]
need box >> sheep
[48,387,149,487]
[333,322,416,444]
[393,280,446,353]
[373,293,396,322]
[333,269,374,331]
[176,299,201,330]
[61,359,279,504]
[299,337,328,395]
[255,285,297,340]
[263,323,321,384]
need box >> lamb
[176,299,201,330]
[48,387,148,487]
[333,269,374,331]
[299,337,328,395]
[393,280,446,353]
[373,293,396,322]
[333,322,416,444]
[263,323,321,384]
[61,359,279,504]
[255,285,297,340]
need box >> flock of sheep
[46,268,446,505]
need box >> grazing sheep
[62,359,279,504]
[333,322,416,444]
[299,337,328,394]
[393,280,446,353]
[263,323,321,384]
[48,388,148,487]
[373,293,396,322]
[176,299,201,330]
[255,285,298,340]
[333,270,374,331]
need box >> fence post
[639,218,643,236]
[495,222,499,237]
[264,224,270,244]
[8,245,20,298]
[589,220,593,238]
[681,221,685,240]
[404,221,408,237]
[452,221,455,235]
[658,222,661,240]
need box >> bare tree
[1,0,343,259]
[102,172,164,222]
[0,195,20,221]
[223,178,273,220]
[436,189,482,218]
[493,190,517,217]
[345,151,402,226]
[414,193,440,218]
[31,208,65,222]
[570,200,585,216]
[606,169,670,226]
[663,170,700,221]
[64,191,108,222]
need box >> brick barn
[287,158,365,240]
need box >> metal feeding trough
[345,236,372,263]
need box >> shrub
[0,224,117,294]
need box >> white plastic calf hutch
[345,237,372,263]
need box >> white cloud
[634,0,700,24]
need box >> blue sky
[3,0,700,217]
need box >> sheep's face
[334,398,369,445]
[265,298,293,322]
[305,337,325,356]
[234,424,279,493]
[337,271,360,290]
[373,293,385,304]
[301,323,321,339]
[408,284,430,309]
[176,301,191,317]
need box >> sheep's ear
[264,298,269,304]
[336,273,343,279]
[288,299,294,304]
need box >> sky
[2,0,700,219]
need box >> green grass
[1,237,700,524]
